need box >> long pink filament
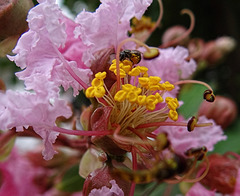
[52,126,112,136]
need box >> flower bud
[162,25,189,46]
[201,36,236,65]
[198,95,237,129]
[199,154,239,194]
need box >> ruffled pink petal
[0,87,72,160]
[186,183,215,196]
[8,0,91,96]
[156,116,227,156]
[89,180,124,196]
[140,46,197,84]
[74,0,152,66]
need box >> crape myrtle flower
[0,0,228,195]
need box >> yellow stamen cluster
[114,83,163,111]
[85,56,179,124]
[138,77,174,91]
[85,72,107,98]
[165,97,179,121]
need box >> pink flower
[156,116,226,156]
[0,149,42,196]
[89,180,124,196]
[74,0,152,66]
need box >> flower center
[85,52,179,140]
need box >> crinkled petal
[74,0,152,66]
[156,116,227,156]
[140,46,197,84]
[0,88,72,160]
[89,180,124,196]
[8,0,91,96]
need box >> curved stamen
[174,79,213,92]
[183,156,210,183]
[160,9,195,48]
[52,126,112,136]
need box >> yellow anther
[122,84,134,92]
[137,95,147,105]
[126,91,138,103]
[85,86,95,98]
[122,59,133,66]
[95,72,106,80]
[114,68,126,78]
[146,95,158,105]
[85,86,105,98]
[155,93,163,103]
[122,64,131,73]
[128,67,141,76]
[114,90,127,102]
[138,77,149,87]
[166,97,179,110]
[146,103,156,111]
[143,72,149,77]
[149,85,160,91]
[169,110,178,121]
[91,78,104,87]
[149,76,161,85]
[134,87,142,95]
[137,66,148,73]
[162,81,175,91]
[94,86,106,98]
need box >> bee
[119,50,142,65]
[112,154,190,184]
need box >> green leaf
[56,164,85,192]
[178,84,207,119]
[0,135,16,162]
[211,120,240,154]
